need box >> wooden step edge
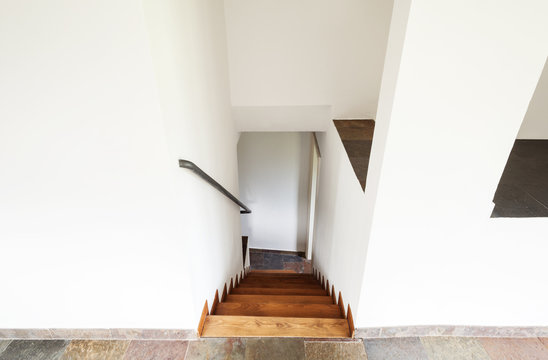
[211,290,220,315]
[240,276,319,281]
[347,304,355,338]
[221,283,228,302]
[248,270,298,274]
[247,272,315,276]
[240,277,318,282]
[313,268,355,337]
[215,302,343,319]
[237,283,324,290]
[197,300,209,337]
[230,287,328,296]
[201,315,350,338]
[225,294,334,304]
[338,291,345,318]
[235,282,325,288]
[243,277,318,282]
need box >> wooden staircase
[198,270,354,338]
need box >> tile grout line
[184,339,190,359]
[0,339,13,356]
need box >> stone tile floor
[249,249,312,273]
[0,337,547,359]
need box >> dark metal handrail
[179,159,251,214]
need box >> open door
[306,133,321,260]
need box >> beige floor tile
[421,337,490,360]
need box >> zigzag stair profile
[198,269,354,338]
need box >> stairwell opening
[237,132,319,272]
[492,58,548,218]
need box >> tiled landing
[249,248,312,273]
[0,337,547,359]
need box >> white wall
[0,0,241,329]
[224,0,394,119]
[238,133,311,252]
[143,0,243,327]
[358,0,548,327]
[518,58,548,139]
[233,106,331,132]
[312,123,370,321]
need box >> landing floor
[249,248,312,273]
[0,337,547,359]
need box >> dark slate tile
[123,340,188,360]
[0,341,11,356]
[420,337,490,360]
[279,254,302,263]
[363,337,428,360]
[261,253,284,270]
[249,251,264,265]
[492,184,548,217]
[0,340,69,360]
[245,338,304,360]
[283,262,304,273]
[341,140,373,158]
[305,340,366,360]
[60,340,129,360]
[185,338,245,360]
[479,337,548,360]
[493,140,548,218]
[521,183,548,209]
[335,127,374,141]
[334,120,375,129]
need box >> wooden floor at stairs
[199,270,354,338]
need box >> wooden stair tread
[231,287,327,296]
[248,270,298,273]
[246,273,315,278]
[201,315,349,338]
[243,278,317,282]
[214,302,342,318]
[238,282,322,289]
[225,294,333,304]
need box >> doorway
[237,132,319,272]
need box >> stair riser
[225,295,334,304]
[245,274,315,279]
[215,303,342,319]
[201,315,350,338]
[238,283,322,289]
[231,287,327,296]
[241,278,320,284]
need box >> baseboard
[356,326,548,339]
[0,329,198,340]
[4,326,546,340]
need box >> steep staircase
[198,270,354,338]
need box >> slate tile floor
[249,249,312,273]
[0,337,547,359]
